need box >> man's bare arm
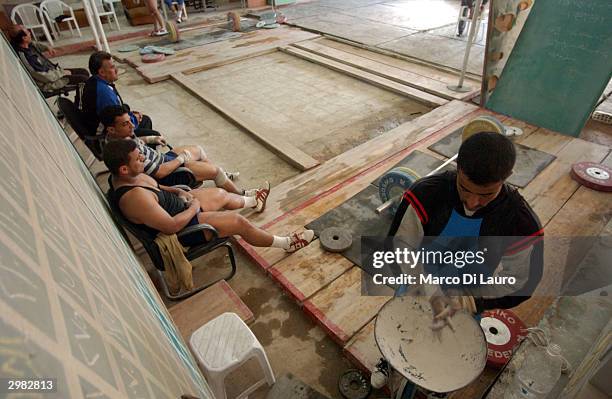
[120,188,200,235]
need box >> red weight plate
[480,309,527,368]
[570,162,612,192]
[141,53,166,63]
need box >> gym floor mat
[306,151,448,269]
[428,128,556,188]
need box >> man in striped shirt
[101,105,253,195]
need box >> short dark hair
[100,104,130,127]
[103,139,137,175]
[88,51,112,75]
[457,132,516,184]
[10,28,28,48]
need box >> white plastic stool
[190,312,275,399]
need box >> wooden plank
[518,136,610,226]
[343,320,381,374]
[317,37,480,88]
[249,104,483,268]
[303,267,392,345]
[293,40,476,101]
[121,27,320,83]
[169,280,254,343]
[268,239,354,303]
[244,100,480,229]
[280,46,448,108]
[172,73,320,171]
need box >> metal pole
[87,0,110,52]
[448,0,483,93]
[81,0,101,50]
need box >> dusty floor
[279,0,486,75]
[188,51,431,162]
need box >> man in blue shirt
[82,51,155,137]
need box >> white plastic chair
[190,312,275,399]
[41,0,81,38]
[93,0,121,30]
[11,4,54,46]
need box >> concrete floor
[280,0,486,75]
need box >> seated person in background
[165,0,186,23]
[104,139,314,252]
[101,104,251,194]
[10,25,89,101]
[82,51,154,136]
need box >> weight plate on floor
[320,227,352,253]
[461,115,505,141]
[166,20,180,43]
[149,45,175,55]
[141,53,165,63]
[378,167,420,213]
[480,309,527,368]
[570,162,612,192]
[338,369,371,399]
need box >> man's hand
[429,295,476,331]
[133,111,143,124]
[189,198,201,212]
[152,136,167,146]
[177,190,194,206]
[178,150,192,164]
[45,48,58,57]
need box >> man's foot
[176,17,182,24]
[153,29,168,36]
[370,358,390,389]
[255,181,270,213]
[285,230,314,253]
[226,171,240,181]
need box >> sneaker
[254,181,270,213]
[225,171,240,181]
[286,230,314,253]
[176,17,182,24]
[370,358,390,389]
[153,29,168,36]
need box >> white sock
[271,235,290,249]
[177,9,183,19]
[243,196,256,208]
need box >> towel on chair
[155,233,194,294]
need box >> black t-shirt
[389,171,544,311]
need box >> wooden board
[247,102,480,268]
[280,46,448,108]
[343,320,381,374]
[169,280,254,343]
[172,73,320,171]
[243,100,479,229]
[317,37,481,88]
[303,267,392,345]
[118,27,320,83]
[268,240,353,303]
[293,40,477,101]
